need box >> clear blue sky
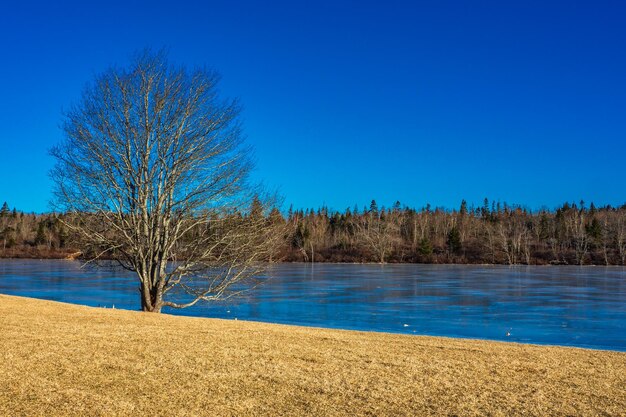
[0,0,624,213]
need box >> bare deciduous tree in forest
[571,207,589,265]
[50,51,280,312]
[355,210,400,263]
[616,216,626,265]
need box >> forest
[1,199,626,265]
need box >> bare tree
[571,208,588,265]
[617,214,626,265]
[50,51,280,312]
[354,210,400,263]
[497,222,516,265]
[483,222,498,263]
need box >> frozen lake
[1,260,625,351]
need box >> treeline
[0,202,72,258]
[277,199,626,265]
[2,199,626,265]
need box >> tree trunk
[140,282,162,313]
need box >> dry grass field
[0,294,624,416]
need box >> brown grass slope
[0,294,624,416]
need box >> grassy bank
[0,295,624,416]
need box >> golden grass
[0,294,624,416]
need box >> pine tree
[418,238,433,256]
[0,202,9,217]
[369,199,378,216]
[459,199,468,217]
[268,208,284,224]
[447,227,462,254]
[482,198,490,218]
[586,218,602,241]
[249,195,264,220]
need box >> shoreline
[1,255,625,268]
[1,294,624,416]
[1,291,624,353]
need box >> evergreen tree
[249,195,264,220]
[447,226,462,254]
[459,199,468,217]
[287,204,294,221]
[369,199,378,216]
[268,208,284,224]
[0,202,9,217]
[1,226,16,249]
[586,218,602,241]
[538,213,551,240]
[418,237,433,256]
